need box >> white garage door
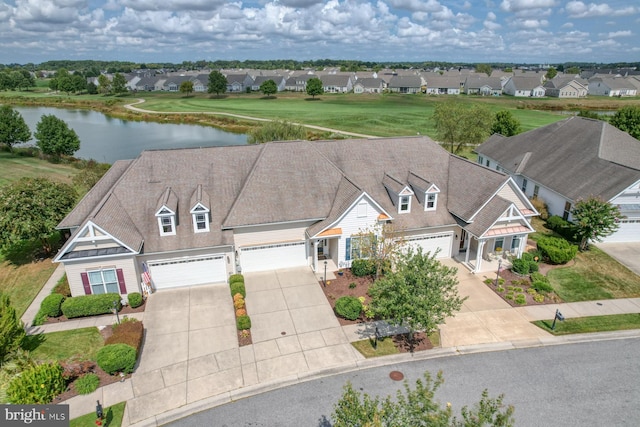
[405,233,453,259]
[240,241,307,272]
[148,255,227,290]
[601,218,640,243]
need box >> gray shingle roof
[476,116,640,202]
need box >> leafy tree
[97,74,111,95]
[208,70,227,95]
[72,160,110,192]
[571,196,621,251]
[86,82,98,95]
[180,80,194,95]
[0,105,31,151]
[368,247,465,345]
[260,79,278,97]
[306,77,324,98]
[34,115,81,159]
[545,67,557,80]
[491,110,521,136]
[352,222,406,280]
[609,106,640,140]
[111,72,127,95]
[433,101,493,154]
[248,120,306,144]
[566,66,580,75]
[0,292,26,366]
[0,178,76,255]
[71,74,87,93]
[475,63,493,77]
[332,371,515,427]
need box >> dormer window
[426,193,437,211]
[156,207,176,236]
[399,195,411,213]
[190,204,210,233]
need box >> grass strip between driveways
[22,327,104,363]
[70,401,126,427]
[533,313,640,335]
[352,337,399,358]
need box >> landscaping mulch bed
[43,300,146,324]
[237,330,252,346]
[319,269,436,352]
[484,267,562,307]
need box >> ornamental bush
[351,259,375,277]
[230,281,246,298]
[105,319,144,354]
[334,296,363,321]
[236,315,251,330]
[229,274,244,285]
[96,344,137,375]
[537,236,578,264]
[511,258,530,275]
[128,292,143,308]
[233,297,245,310]
[74,373,100,395]
[40,293,65,317]
[61,293,121,318]
[7,362,66,404]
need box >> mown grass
[70,401,126,427]
[0,258,57,318]
[0,151,77,187]
[533,313,640,335]
[23,327,104,363]
[547,247,640,302]
[351,337,399,358]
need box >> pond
[12,106,248,164]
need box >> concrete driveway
[597,242,640,276]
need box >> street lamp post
[323,260,327,287]
[495,258,502,286]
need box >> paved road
[166,337,640,427]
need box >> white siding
[233,222,313,247]
[496,183,527,211]
[63,256,139,297]
[333,195,384,268]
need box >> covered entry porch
[460,229,529,273]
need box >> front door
[317,239,329,259]
[459,229,467,251]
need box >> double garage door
[148,255,227,290]
[405,233,453,258]
[239,241,307,272]
[601,218,640,243]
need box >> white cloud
[387,0,444,13]
[500,0,556,12]
[604,30,632,37]
[565,1,638,18]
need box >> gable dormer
[155,187,178,236]
[190,184,211,233]
[382,173,414,214]
[408,171,440,211]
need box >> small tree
[545,67,558,80]
[306,77,324,98]
[180,80,194,96]
[208,70,227,95]
[433,101,493,154]
[609,106,640,140]
[97,74,111,95]
[571,196,621,251]
[111,72,127,95]
[332,371,515,427]
[0,178,77,255]
[475,63,493,77]
[491,110,521,136]
[0,105,31,151]
[0,292,26,366]
[368,247,465,346]
[352,222,406,279]
[260,79,278,97]
[34,114,81,159]
[248,120,306,144]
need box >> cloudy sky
[1,0,638,65]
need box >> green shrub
[350,259,375,277]
[230,281,246,298]
[496,286,505,292]
[533,294,545,303]
[521,252,534,262]
[61,293,121,319]
[348,282,357,289]
[532,280,554,294]
[530,272,547,283]
[52,276,71,297]
[515,294,526,305]
[526,288,537,295]
[7,362,66,404]
[505,293,514,300]
[547,215,570,230]
[128,292,143,308]
[74,373,100,395]
[537,236,578,264]
[40,293,65,317]
[236,315,251,330]
[334,296,363,320]
[229,274,244,285]
[529,262,539,273]
[511,258,530,275]
[96,344,137,375]
[105,319,144,354]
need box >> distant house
[464,76,503,96]
[225,73,254,92]
[544,77,588,98]
[588,76,637,97]
[353,78,384,94]
[251,75,286,92]
[502,76,545,97]
[477,117,640,243]
[320,75,353,93]
[425,76,461,95]
[387,75,423,94]
[285,74,312,92]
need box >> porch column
[476,240,486,273]
[312,239,319,272]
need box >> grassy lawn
[547,246,640,302]
[0,152,77,187]
[70,401,126,427]
[0,258,57,318]
[22,327,104,363]
[533,313,640,335]
[352,337,399,358]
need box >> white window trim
[398,195,411,214]
[357,202,367,218]
[425,192,437,211]
[88,268,118,294]
[158,214,176,236]
[192,211,210,233]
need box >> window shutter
[345,238,351,261]
[116,269,127,294]
[81,272,92,295]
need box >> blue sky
[1,0,638,65]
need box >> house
[319,75,353,93]
[225,73,254,92]
[251,75,286,92]
[424,76,462,95]
[588,76,637,97]
[464,76,503,96]
[387,75,423,94]
[353,78,384,93]
[476,117,640,243]
[54,137,537,297]
[543,77,588,98]
[502,76,545,97]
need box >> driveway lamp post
[323,260,327,287]
[551,309,565,330]
[495,258,502,286]
[113,300,120,325]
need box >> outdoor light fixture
[324,260,328,287]
[495,259,502,286]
